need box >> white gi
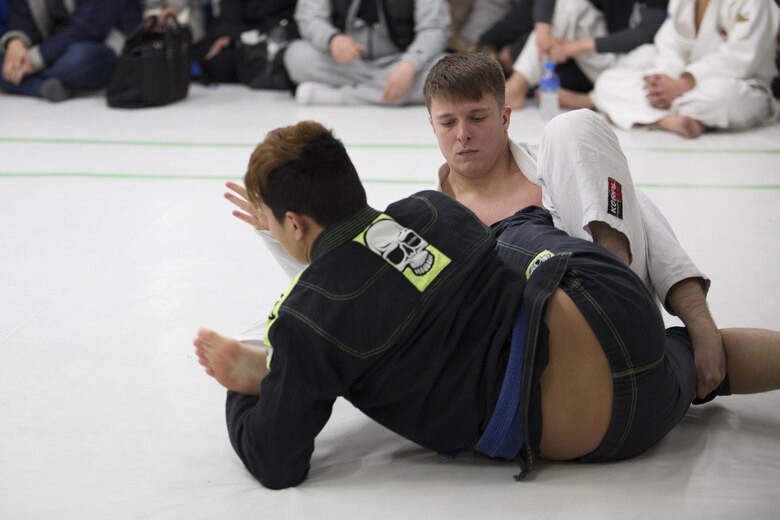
[512,0,620,87]
[239,110,708,343]
[590,0,780,130]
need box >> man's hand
[2,39,34,84]
[329,34,365,64]
[535,22,554,55]
[666,278,726,400]
[644,73,694,109]
[547,38,595,63]
[205,36,231,60]
[144,5,180,26]
[224,181,268,230]
[382,60,415,103]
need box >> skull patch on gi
[364,219,435,275]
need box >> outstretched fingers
[224,181,268,230]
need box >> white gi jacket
[592,0,780,129]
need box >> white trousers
[534,110,706,307]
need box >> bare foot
[558,88,595,110]
[505,73,529,110]
[193,329,268,395]
[655,114,705,139]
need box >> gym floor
[1,84,779,519]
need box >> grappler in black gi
[194,120,780,490]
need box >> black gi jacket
[226,191,527,489]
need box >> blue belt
[473,303,527,460]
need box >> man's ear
[502,104,512,130]
[428,114,434,131]
[286,211,307,241]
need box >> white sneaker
[295,82,344,105]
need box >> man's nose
[457,122,470,142]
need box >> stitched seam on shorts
[566,275,637,459]
[611,355,665,379]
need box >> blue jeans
[0,41,117,98]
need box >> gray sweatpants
[283,39,445,105]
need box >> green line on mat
[0,136,435,150]
[1,136,778,154]
[0,172,778,190]
[621,146,780,154]
[0,172,433,184]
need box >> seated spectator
[504,0,668,110]
[143,0,206,43]
[283,0,450,105]
[0,0,141,102]
[591,0,780,138]
[192,0,297,85]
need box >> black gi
[225,191,696,489]
[226,191,526,489]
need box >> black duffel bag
[107,16,192,108]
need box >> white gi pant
[512,0,618,86]
[239,110,707,344]
[532,110,707,307]
[593,63,779,129]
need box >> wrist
[327,32,341,53]
[534,22,552,35]
[680,72,696,90]
[581,38,596,54]
[6,38,26,52]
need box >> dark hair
[244,120,367,227]
[423,52,506,110]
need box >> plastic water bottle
[538,60,560,121]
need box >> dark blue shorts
[494,206,698,463]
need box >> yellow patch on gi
[354,214,451,292]
[526,250,556,279]
[736,12,750,22]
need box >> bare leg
[655,114,705,139]
[558,88,595,110]
[505,72,530,110]
[722,328,780,394]
[588,221,631,266]
[193,329,268,396]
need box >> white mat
[1,85,779,519]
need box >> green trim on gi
[311,207,381,260]
[264,269,306,369]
